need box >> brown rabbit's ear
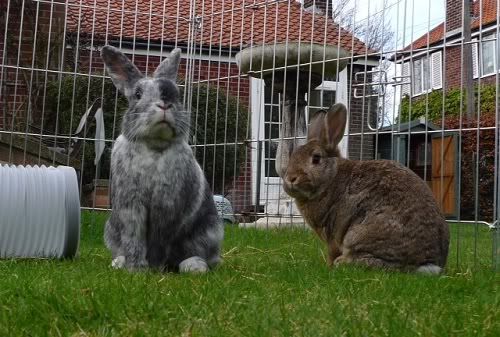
[307,110,326,141]
[323,103,347,149]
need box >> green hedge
[44,75,127,186]
[186,84,248,194]
[399,84,498,123]
[44,77,248,194]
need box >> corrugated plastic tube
[0,165,80,259]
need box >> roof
[379,117,439,133]
[402,0,498,52]
[66,0,374,56]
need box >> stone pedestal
[236,43,349,224]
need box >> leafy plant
[186,83,249,195]
[399,84,498,123]
[44,75,127,185]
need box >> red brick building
[396,0,498,97]
[1,0,379,213]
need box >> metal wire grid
[0,0,499,270]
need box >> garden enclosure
[0,0,499,270]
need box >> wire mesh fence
[0,0,498,270]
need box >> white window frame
[478,33,498,78]
[412,55,432,96]
[401,51,442,98]
[250,69,348,204]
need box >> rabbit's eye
[312,154,322,165]
[135,88,142,100]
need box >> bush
[44,75,127,185]
[44,77,248,193]
[399,85,498,221]
[399,84,498,123]
[186,83,248,194]
[442,114,497,221]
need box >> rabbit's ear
[153,48,182,81]
[323,103,347,149]
[307,110,326,141]
[101,45,143,96]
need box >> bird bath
[236,43,349,226]
[237,43,349,177]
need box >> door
[250,77,342,213]
[431,135,457,217]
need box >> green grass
[0,212,498,337]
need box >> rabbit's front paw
[333,255,353,266]
[111,256,126,269]
[179,256,209,274]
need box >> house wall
[0,0,66,130]
[445,45,498,89]
[347,64,377,160]
[1,0,254,212]
[1,1,378,214]
[446,0,474,32]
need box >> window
[413,57,431,95]
[480,33,498,76]
[402,51,442,97]
[263,86,280,178]
[261,81,337,178]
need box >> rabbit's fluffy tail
[416,264,443,275]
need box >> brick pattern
[224,150,253,212]
[444,45,498,89]
[0,0,66,131]
[347,64,377,161]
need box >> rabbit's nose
[156,102,173,111]
[287,175,298,185]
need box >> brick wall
[347,64,377,160]
[446,0,466,32]
[445,45,498,89]
[0,0,66,131]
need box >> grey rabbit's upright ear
[307,110,327,141]
[101,45,143,96]
[153,48,182,81]
[323,103,347,150]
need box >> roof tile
[403,0,497,51]
[66,0,373,56]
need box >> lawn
[0,212,498,337]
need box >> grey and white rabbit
[101,45,223,273]
[283,103,449,274]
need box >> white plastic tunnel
[0,165,80,259]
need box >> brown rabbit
[283,103,450,274]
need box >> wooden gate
[431,135,457,217]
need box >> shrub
[399,85,498,221]
[441,114,497,221]
[186,83,248,195]
[399,84,498,123]
[44,75,127,185]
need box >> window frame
[412,55,433,96]
[479,33,498,78]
